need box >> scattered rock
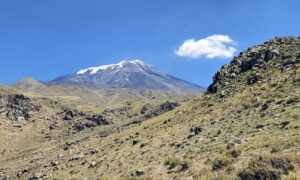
[248,71,263,85]
[227,138,243,148]
[286,97,298,104]
[160,144,166,148]
[131,170,144,176]
[30,172,42,180]
[140,105,148,114]
[188,126,202,138]
[143,101,180,119]
[89,161,97,168]
[163,118,171,124]
[51,161,59,166]
[21,169,28,174]
[132,139,139,145]
[211,137,217,142]
[276,99,284,104]
[256,125,264,129]
[280,121,290,128]
[13,124,22,128]
[261,103,269,111]
[190,126,202,135]
[160,101,179,111]
[207,103,214,107]
[140,143,147,148]
[43,135,51,139]
[49,125,56,130]
[255,96,262,103]
[90,148,99,154]
[233,139,242,144]
[219,90,226,98]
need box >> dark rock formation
[0,94,40,121]
[62,107,109,131]
[208,36,300,93]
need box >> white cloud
[175,34,237,59]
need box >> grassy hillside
[11,80,195,109]
[0,84,192,179]
[0,37,299,179]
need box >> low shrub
[164,157,189,172]
[271,146,282,153]
[228,149,242,158]
[212,157,233,170]
[237,155,300,180]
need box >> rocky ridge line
[208,36,300,94]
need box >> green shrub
[212,157,233,170]
[228,149,242,158]
[164,157,189,172]
[271,146,282,153]
[237,155,300,180]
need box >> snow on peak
[76,60,146,75]
[131,60,145,65]
[76,64,116,74]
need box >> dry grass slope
[0,36,299,179]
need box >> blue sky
[0,0,299,87]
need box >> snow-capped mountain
[47,60,204,92]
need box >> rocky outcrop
[62,107,109,131]
[0,94,40,121]
[208,37,300,93]
[143,101,179,119]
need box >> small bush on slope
[237,155,300,180]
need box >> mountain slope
[56,36,298,179]
[47,60,205,92]
[10,78,195,108]
[0,37,299,179]
[54,36,298,179]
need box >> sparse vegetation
[238,155,300,180]
[164,157,189,172]
[212,157,233,170]
[0,37,299,179]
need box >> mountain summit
[76,60,146,75]
[48,60,204,92]
[10,77,44,89]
